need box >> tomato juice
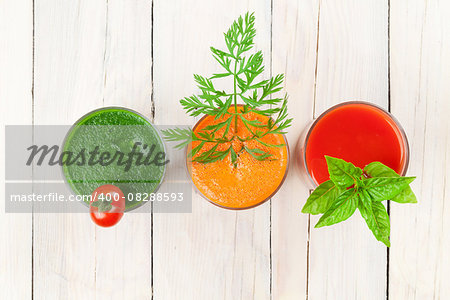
[303,102,409,186]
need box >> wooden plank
[308,1,389,299]
[95,1,152,299]
[389,0,450,298]
[271,0,319,298]
[33,1,104,299]
[152,2,272,299]
[0,0,33,299]
[34,1,153,299]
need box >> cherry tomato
[90,185,125,227]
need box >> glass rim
[302,101,410,187]
[60,106,167,212]
[185,107,290,210]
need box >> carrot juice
[188,106,289,209]
[303,102,409,186]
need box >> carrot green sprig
[162,12,292,164]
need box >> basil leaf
[315,189,358,228]
[364,161,398,177]
[364,176,415,202]
[358,190,390,247]
[371,201,390,244]
[364,162,417,203]
[325,156,362,189]
[302,180,340,215]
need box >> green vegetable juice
[62,107,166,210]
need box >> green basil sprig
[302,156,417,247]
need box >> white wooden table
[1,0,449,299]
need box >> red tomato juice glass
[299,101,410,187]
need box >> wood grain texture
[389,0,450,298]
[308,0,389,299]
[271,0,319,298]
[0,0,33,299]
[95,1,152,299]
[2,0,450,298]
[34,1,153,299]
[33,0,104,298]
[152,1,272,299]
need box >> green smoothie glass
[62,107,167,211]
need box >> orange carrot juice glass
[187,106,290,210]
[299,101,409,186]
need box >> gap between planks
[307,0,322,298]
[31,0,35,298]
[387,0,391,298]
[150,0,155,298]
[269,0,274,299]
